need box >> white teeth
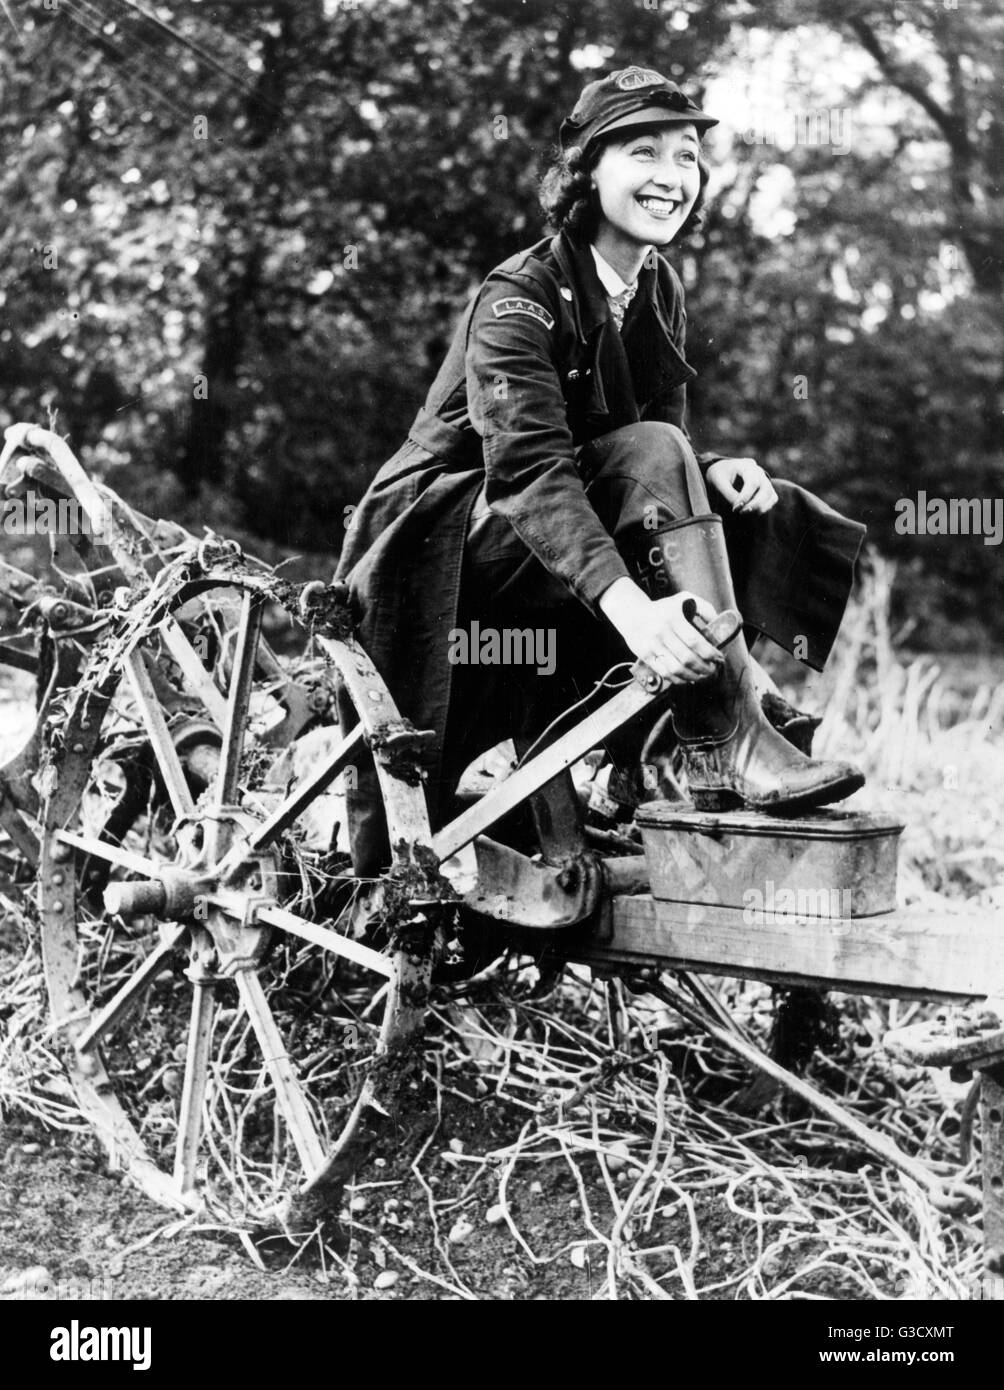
[638,197,679,215]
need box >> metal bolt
[50,872,64,886]
[51,900,64,912]
[368,689,383,701]
[71,742,85,754]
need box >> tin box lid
[634,801,905,840]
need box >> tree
[1,0,1001,644]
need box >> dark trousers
[448,423,708,786]
[465,422,709,606]
[443,422,863,799]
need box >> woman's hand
[705,457,778,515]
[598,579,723,686]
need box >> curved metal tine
[215,590,263,808]
[76,924,187,1054]
[173,979,216,1197]
[159,616,228,729]
[234,970,326,1178]
[123,651,196,823]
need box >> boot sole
[690,771,865,815]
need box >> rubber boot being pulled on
[628,514,864,813]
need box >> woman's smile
[635,193,684,221]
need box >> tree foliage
[0,0,1000,645]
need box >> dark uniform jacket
[335,227,864,861]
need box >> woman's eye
[632,146,656,157]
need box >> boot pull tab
[684,599,742,650]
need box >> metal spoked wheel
[0,423,198,878]
[37,554,448,1233]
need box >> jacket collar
[551,228,610,341]
[551,227,696,401]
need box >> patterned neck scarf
[607,282,637,332]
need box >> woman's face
[591,123,702,250]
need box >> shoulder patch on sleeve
[491,297,555,330]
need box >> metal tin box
[635,803,905,919]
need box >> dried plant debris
[1,550,1001,1298]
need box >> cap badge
[616,67,665,91]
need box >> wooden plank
[565,895,1004,1001]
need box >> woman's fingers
[711,474,742,506]
[621,590,730,685]
[704,460,742,506]
[735,479,767,513]
[739,479,779,514]
[731,468,765,510]
[666,597,722,664]
[655,627,719,680]
[645,654,689,686]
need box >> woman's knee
[595,421,694,475]
[632,420,692,457]
[583,422,706,526]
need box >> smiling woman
[592,125,703,267]
[334,65,867,875]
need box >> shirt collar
[589,244,636,298]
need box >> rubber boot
[628,514,864,813]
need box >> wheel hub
[102,805,280,976]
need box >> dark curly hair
[540,127,711,243]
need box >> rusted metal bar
[433,666,663,862]
[173,982,216,1198]
[648,976,979,1209]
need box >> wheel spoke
[215,591,263,807]
[159,617,228,729]
[211,722,365,880]
[173,980,215,1196]
[0,638,38,674]
[53,829,161,878]
[234,970,326,1177]
[123,652,196,821]
[75,924,187,1054]
[254,901,394,978]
